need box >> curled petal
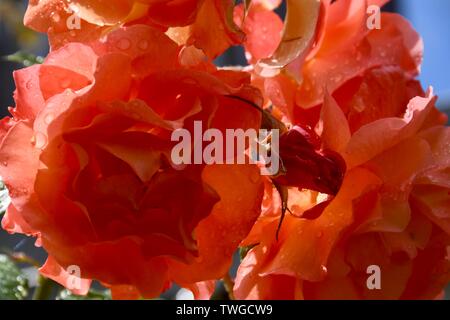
[39,256,92,296]
[255,0,323,76]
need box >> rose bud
[274,125,346,196]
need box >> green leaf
[0,254,29,300]
[239,244,258,261]
[3,51,44,67]
[57,289,112,300]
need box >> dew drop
[138,39,149,51]
[51,12,61,23]
[116,38,132,51]
[33,132,48,149]
[44,113,55,124]
[303,83,311,92]
[26,80,33,90]
[274,88,281,97]
[61,78,71,89]
[333,74,343,83]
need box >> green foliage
[57,289,112,300]
[0,0,40,47]
[4,51,44,67]
[0,254,29,300]
[239,244,258,261]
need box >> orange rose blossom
[0,0,448,300]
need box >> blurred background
[0,0,449,299]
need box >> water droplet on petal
[138,39,149,51]
[333,74,343,83]
[303,82,311,92]
[44,113,55,124]
[116,38,132,51]
[321,265,328,274]
[26,80,33,90]
[61,78,71,88]
[33,132,48,149]
[51,12,61,23]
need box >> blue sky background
[398,0,450,109]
